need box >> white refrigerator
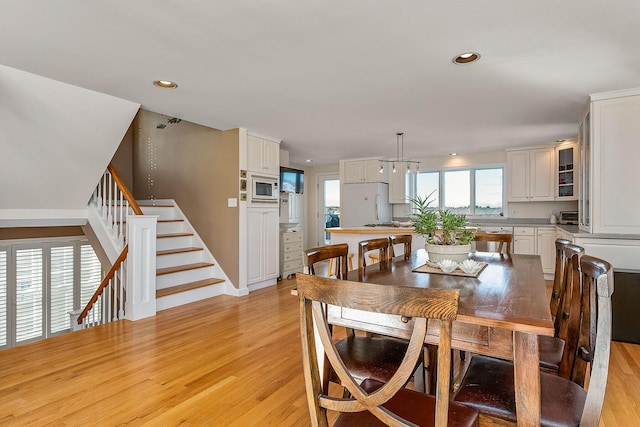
[341,183,392,226]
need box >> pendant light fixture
[378,133,421,174]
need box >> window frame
[415,164,506,219]
[0,237,103,350]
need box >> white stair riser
[156,235,193,251]
[140,206,176,220]
[157,221,185,235]
[156,267,216,289]
[156,282,227,311]
[156,250,204,269]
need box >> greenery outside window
[416,167,504,217]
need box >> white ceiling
[2,1,639,166]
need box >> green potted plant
[410,194,476,263]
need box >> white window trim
[0,236,103,350]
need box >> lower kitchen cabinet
[247,207,279,285]
[536,227,556,275]
[513,226,555,276]
[513,227,536,255]
[280,231,303,278]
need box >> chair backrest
[297,273,460,427]
[358,238,391,270]
[555,244,585,378]
[304,243,349,279]
[473,232,512,255]
[549,238,572,319]
[389,234,412,259]
[575,255,614,426]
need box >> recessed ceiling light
[305,159,313,163]
[453,52,480,64]
[153,80,178,89]
[555,139,567,142]
[450,152,458,156]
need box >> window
[0,238,102,350]
[416,167,504,217]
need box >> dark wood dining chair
[389,234,412,259]
[303,243,424,393]
[297,273,479,427]
[304,243,349,278]
[473,232,512,255]
[358,238,391,271]
[549,238,572,321]
[538,243,585,376]
[453,255,614,426]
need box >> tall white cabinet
[247,208,279,285]
[580,89,640,234]
[240,130,280,291]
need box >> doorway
[317,174,340,246]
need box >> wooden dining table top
[343,249,554,337]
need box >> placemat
[413,262,487,278]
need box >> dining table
[324,249,554,427]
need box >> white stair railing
[93,164,144,250]
[71,245,128,330]
[73,164,149,330]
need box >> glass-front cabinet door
[556,142,578,200]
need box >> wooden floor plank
[0,276,638,425]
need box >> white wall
[0,65,139,220]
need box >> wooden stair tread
[157,247,204,256]
[156,278,225,298]
[157,232,193,239]
[156,262,214,276]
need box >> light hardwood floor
[0,276,638,426]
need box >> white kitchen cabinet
[280,231,303,278]
[389,170,412,204]
[580,90,640,234]
[514,226,556,275]
[341,159,388,184]
[507,147,554,202]
[247,207,279,285]
[536,227,556,275]
[279,192,303,232]
[513,227,536,254]
[248,134,280,176]
[556,142,579,200]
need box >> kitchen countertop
[327,223,640,240]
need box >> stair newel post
[125,215,158,320]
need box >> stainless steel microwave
[250,174,279,204]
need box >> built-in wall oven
[249,174,279,204]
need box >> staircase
[139,200,229,311]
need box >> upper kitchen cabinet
[580,89,640,234]
[247,134,280,176]
[556,141,579,201]
[341,159,388,184]
[388,169,412,204]
[506,147,554,202]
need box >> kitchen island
[327,227,426,266]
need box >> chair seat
[454,355,586,427]
[334,379,479,427]
[538,335,565,373]
[335,336,411,384]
